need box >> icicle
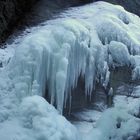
[4,5,140,115]
[32,80,39,95]
[108,87,113,96]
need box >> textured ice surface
[0,1,140,140]
[4,1,140,113]
[0,96,78,140]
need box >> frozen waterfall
[4,2,140,114]
[0,1,140,140]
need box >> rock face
[0,0,92,44]
[21,0,93,27]
[0,0,38,43]
[0,0,140,44]
[94,0,140,17]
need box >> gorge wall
[0,0,140,44]
[0,0,38,43]
[0,0,92,44]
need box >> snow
[19,96,78,140]
[108,41,130,66]
[72,95,140,140]
[0,1,140,140]
[0,96,78,140]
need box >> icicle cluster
[1,1,140,114]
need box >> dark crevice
[43,64,140,121]
[63,66,139,119]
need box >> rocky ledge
[0,0,140,44]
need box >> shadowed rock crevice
[0,0,38,44]
[62,66,139,117]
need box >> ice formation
[7,1,140,113]
[0,1,140,140]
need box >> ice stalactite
[1,1,140,115]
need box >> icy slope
[0,95,78,140]
[0,1,140,140]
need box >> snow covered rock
[108,41,130,66]
[19,95,78,140]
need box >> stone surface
[0,0,38,44]
[0,0,93,44]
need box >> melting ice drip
[2,2,140,114]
